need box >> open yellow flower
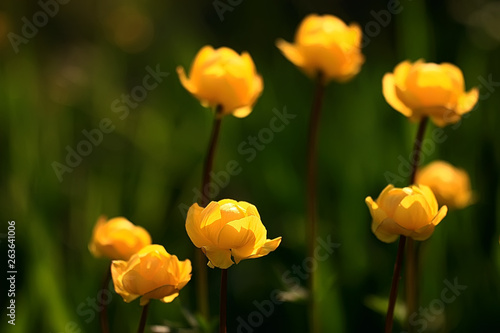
[89,216,151,260]
[365,184,448,243]
[185,199,282,269]
[111,245,192,306]
[177,45,263,118]
[382,60,479,127]
[276,14,364,83]
[416,161,473,209]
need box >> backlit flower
[365,184,448,243]
[276,14,364,83]
[89,216,151,260]
[416,161,473,209]
[382,60,479,126]
[177,45,263,118]
[185,199,282,269]
[111,244,192,306]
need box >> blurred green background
[1,0,499,332]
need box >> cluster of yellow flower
[87,12,478,332]
[88,201,282,306]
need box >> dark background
[1,0,499,332]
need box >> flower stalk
[197,106,224,319]
[137,303,150,333]
[306,72,326,333]
[385,117,429,332]
[405,117,429,330]
[220,269,228,333]
[385,235,407,333]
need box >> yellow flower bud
[185,199,282,269]
[382,60,479,127]
[89,216,152,261]
[416,161,474,209]
[177,45,263,118]
[365,184,448,243]
[276,14,364,83]
[111,245,192,306]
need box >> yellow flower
[416,161,473,209]
[89,216,152,261]
[177,45,263,118]
[111,244,192,306]
[185,199,282,269]
[365,184,448,243]
[382,60,479,127]
[276,14,364,83]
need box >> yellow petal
[111,260,140,303]
[276,39,307,71]
[176,66,196,95]
[218,216,265,250]
[430,205,448,226]
[371,218,403,243]
[414,184,438,215]
[456,87,479,115]
[440,63,465,92]
[365,196,388,231]
[299,42,345,80]
[410,224,436,241]
[234,201,261,218]
[218,200,247,224]
[251,237,282,258]
[186,203,213,248]
[382,73,413,117]
[200,201,225,245]
[406,63,455,108]
[233,236,282,264]
[160,293,180,304]
[377,185,408,217]
[393,60,415,88]
[232,106,253,118]
[204,246,234,269]
[393,195,433,230]
[142,285,178,304]
[189,45,216,87]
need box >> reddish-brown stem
[201,107,223,207]
[405,117,428,331]
[385,235,407,333]
[137,303,150,333]
[385,117,429,332]
[196,106,223,319]
[409,117,429,184]
[220,269,228,333]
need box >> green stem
[405,117,428,330]
[137,303,150,333]
[220,269,228,333]
[385,235,407,333]
[197,106,223,319]
[99,266,111,333]
[306,73,326,333]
